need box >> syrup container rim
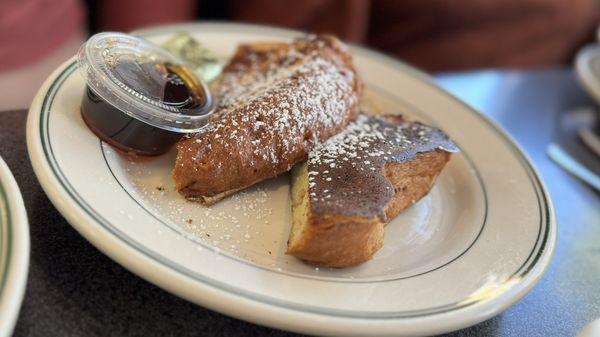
[77,32,215,133]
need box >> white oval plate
[0,156,29,337]
[27,23,555,337]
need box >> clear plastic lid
[77,32,215,133]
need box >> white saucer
[0,156,29,337]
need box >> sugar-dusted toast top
[173,35,362,199]
[306,113,458,220]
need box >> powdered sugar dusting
[307,114,458,219]
[199,42,356,165]
[127,157,278,259]
[175,35,361,196]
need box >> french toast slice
[173,35,363,204]
[287,114,458,267]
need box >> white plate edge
[0,157,30,337]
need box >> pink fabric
[0,0,84,71]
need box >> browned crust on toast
[287,151,451,267]
[173,35,363,205]
[286,114,456,267]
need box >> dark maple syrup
[81,61,210,156]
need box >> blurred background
[0,0,598,111]
[2,3,600,336]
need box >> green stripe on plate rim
[38,59,549,319]
[0,172,13,305]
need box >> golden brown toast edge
[286,115,452,268]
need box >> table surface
[1,68,599,337]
